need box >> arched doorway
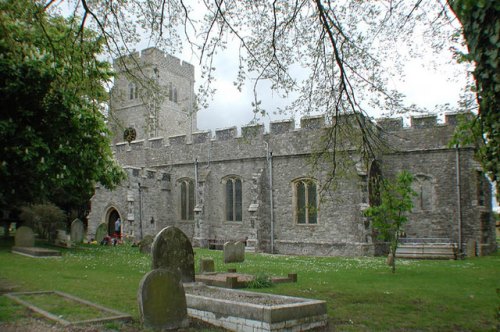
[107,209,121,236]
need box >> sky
[193,53,469,132]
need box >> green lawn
[0,237,498,331]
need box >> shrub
[20,203,66,241]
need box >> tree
[447,1,499,200]
[364,171,417,273]
[32,1,499,195]
[0,0,125,211]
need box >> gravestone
[54,229,72,248]
[466,239,476,257]
[199,258,215,274]
[95,223,107,244]
[70,219,84,244]
[138,268,188,330]
[139,235,154,254]
[151,226,195,282]
[223,241,245,263]
[14,226,35,247]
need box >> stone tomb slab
[151,226,195,282]
[5,291,131,326]
[185,283,327,332]
[12,246,61,258]
[195,271,297,289]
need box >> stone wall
[88,110,496,256]
[109,47,196,144]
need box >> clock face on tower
[123,127,137,143]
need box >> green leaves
[364,170,416,272]
[0,0,125,209]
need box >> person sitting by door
[114,218,121,239]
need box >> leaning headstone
[70,219,84,244]
[95,223,107,244]
[223,241,245,263]
[199,258,215,274]
[138,268,188,330]
[151,226,195,282]
[14,226,35,247]
[139,235,154,254]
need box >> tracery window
[224,177,242,222]
[179,178,194,221]
[293,178,318,224]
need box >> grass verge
[0,236,498,331]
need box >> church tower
[109,48,197,143]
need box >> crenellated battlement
[113,47,195,77]
[115,112,470,153]
[376,112,473,131]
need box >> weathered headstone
[199,258,215,274]
[138,268,189,330]
[151,226,195,282]
[139,235,154,254]
[70,219,84,244]
[54,229,72,248]
[466,239,476,257]
[223,241,245,263]
[95,223,107,244]
[14,226,35,247]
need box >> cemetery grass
[0,237,498,331]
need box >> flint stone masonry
[70,219,84,244]
[223,241,245,263]
[88,48,497,258]
[151,226,195,282]
[14,226,35,247]
[137,268,188,330]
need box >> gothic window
[128,83,138,100]
[173,86,178,103]
[293,178,318,224]
[413,175,434,211]
[224,177,242,222]
[179,178,194,221]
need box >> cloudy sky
[193,52,469,132]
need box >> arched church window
[178,178,194,221]
[293,178,318,224]
[224,176,242,222]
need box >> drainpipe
[195,158,199,202]
[455,145,462,255]
[139,182,143,240]
[265,142,274,254]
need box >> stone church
[88,47,496,256]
